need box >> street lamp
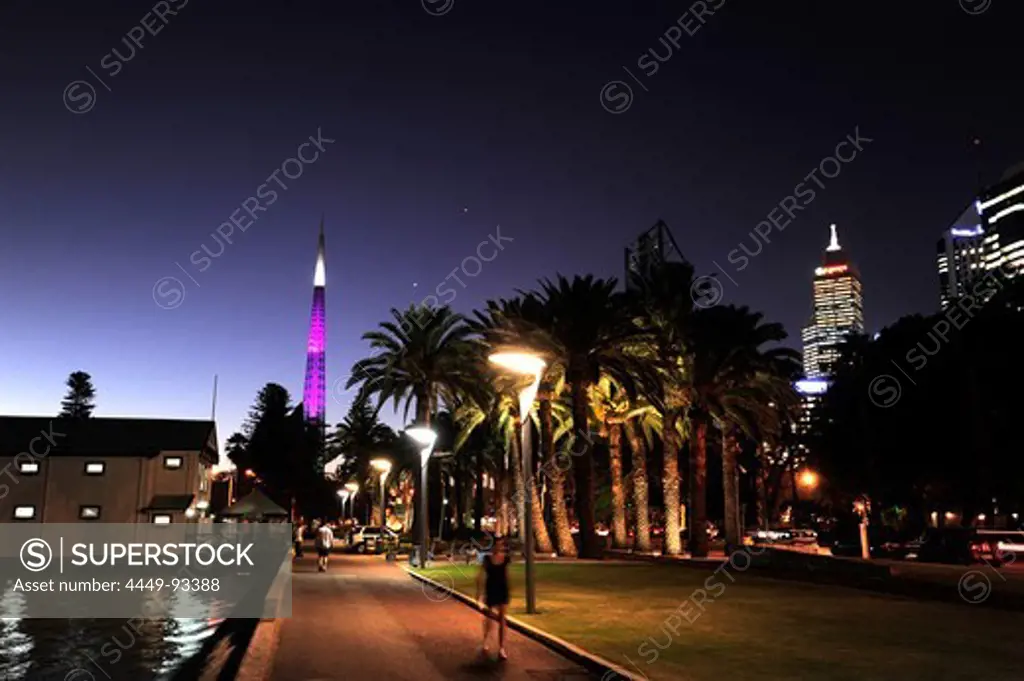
[371,458,392,536]
[406,426,438,568]
[489,349,545,614]
[798,469,819,490]
[337,489,350,520]
[345,481,359,520]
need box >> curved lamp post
[406,426,438,568]
[344,481,359,520]
[489,349,545,614]
[371,458,392,537]
[337,489,350,520]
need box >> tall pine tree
[59,371,96,419]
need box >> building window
[152,514,172,524]
[80,506,101,520]
[85,462,105,475]
[13,505,36,520]
[164,456,183,470]
[18,461,40,475]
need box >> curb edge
[403,566,646,681]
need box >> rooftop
[0,416,217,464]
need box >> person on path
[476,536,511,660]
[293,521,305,558]
[315,520,334,572]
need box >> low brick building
[0,416,217,523]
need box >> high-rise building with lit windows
[937,217,986,309]
[936,166,1024,308]
[978,165,1024,280]
[801,224,864,379]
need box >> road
[267,552,596,681]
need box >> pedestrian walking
[293,521,305,558]
[316,520,334,572]
[476,536,510,660]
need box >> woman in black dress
[476,536,510,660]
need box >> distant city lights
[814,264,849,276]
[951,225,984,238]
[795,379,830,395]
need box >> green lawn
[415,560,1023,681]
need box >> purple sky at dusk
[1,1,1020,464]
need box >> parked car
[904,527,974,564]
[969,529,1024,567]
[351,526,398,553]
[830,523,909,559]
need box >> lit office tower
[978,164,1024,281]
[801,224,865,379]
[937,219,986,309]
[302,219,327,427]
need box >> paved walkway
[268,553,596,681]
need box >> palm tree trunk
[608,422,628,549]
[541,395,576,557]
[454,454,465,530]
[474,453,484,532]
[624,419,651,552]
[529,479,554,554]
[755,447,769,529]
[688,414,709,557]
[569,378,601,558]
[722,431,741,553]
[522,411,554,554]
[662,413,683,556]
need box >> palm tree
[621,398,660,553]
[589,375,638,550]
[538,377,577,556]
[629,261,696,556]
[348,304,479,426]
[471,297,571,554]
[682,304,801,556]
[330,398,399,522]
[349,305,480,542]
[514,276,647,559]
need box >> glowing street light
[337,489,350,520]
[344,481,359,520]
[371,458,392,534]
[406,426,438,568]
[489,349,545,614]
[798,469,819,489]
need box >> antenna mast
[211,375,218,421]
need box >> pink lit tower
[302,218,327,431]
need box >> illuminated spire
[313,215,326,287]
[826,223,841,252]
[303,217,327,427]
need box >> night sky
[1,0,1020,461]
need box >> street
[268,552,596,681]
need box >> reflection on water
[0,586,222,680]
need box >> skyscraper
[302,218,327,427]
[801,224,864,379]
[936,218,986,309]
[935,165,1024,308]
[978,164,1024,280]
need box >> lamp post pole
[379,474,387,534]
[488,350,545,616]
[420,449,430,567]
[406,427,438,569]
[521,405,537,614]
